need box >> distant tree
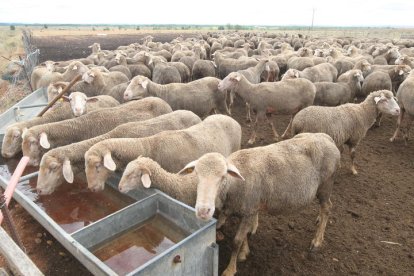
[104,27,110,31]
[43,24,48,29]
[92,27,96,31]
[136,26,140,30]
[218,25,225,30]
[10,25,15,31]
[118,26,122,30]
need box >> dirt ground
[1,33,414,275]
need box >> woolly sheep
[390,70,414,144]
[123,75,228,116]
[282,63,338,83]
[84,114,241,192]
[291,90,400,174]
[36,110,201,195]
[31,61,58,90]
[178,132,340,276]
[62,92,119,117]
[36,61,89,89]
[213,52,259,79]
[218,72,316,144]
[192,60,216,80]
[21,97,172,166]
[1,95,118,158]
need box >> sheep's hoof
[222,268,236,276]
[389,137,395,142]
[351,167,358,175]
[309,239,322,251]
[237,250,249,262]
[216,231,225,241]
[315,215,321,225]
[247,139,255,145]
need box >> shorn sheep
[218,72,316,144]
[84,114,241,192]
[123,75,229,117]
[36,110,201,195]
[21,97,172,166]
[291,90,400,174]
[178,132,341,276]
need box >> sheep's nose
[197,207,211,218]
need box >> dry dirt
[1,33,414,275]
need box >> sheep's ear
[86,97,100,102]
[72,65,78,71]
[178,160,197,175]
[141,171,152,188]
[39,132,50,149]
[211,61,217,68]
[22,128,28,138]
[234,74,241,82]
[227,162,245,181]
[399,69,404,75]
[62,159,74,183]
[374,95,386,104]
[141,79,149,89]
[58,86,63,93]
[62,95,70,101]
[103,152,116,171]
[148,58,153,66]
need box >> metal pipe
[14,104,48,110]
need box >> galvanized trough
[0,88,218,275]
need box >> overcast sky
[1,0,413,27]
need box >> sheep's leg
[390,108,405,142]
[310,198,332,250]
[349,146,358,175]
[227,89,235,115]
[222,217,252,276]
[281,114,295,139]
[266,114,280,141]
[237,238,250,262]
[246,103,252,123]
[248,113,265,144]
[251,213,259,234]
[216,212,228,230]
[403,115,413,146]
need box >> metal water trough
[0,88,218,275]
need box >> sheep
[36,110,201,195]
[31,61,58,90]
[62,92,120,116]
[118,156,197,207]
[70,68,129,97]
[218,72,316,144]
[177,132,340,276]
[287,56,314,71]
[282,63,338,83]
[360,71,392,97]
[395,55,414,68]
[21,97,172,166]
[150,58,182,84]
[260,60,279,82]
[1,94,118,158]
[291,90,400,174]
[84,114,241,192]
[123,75,228,117]
[390,70,414,145]
[192,60,216,80]
[88,42,101,54]
[213,52,259,79]
[106,82,129,103]
[314,70,364,106]
[36,61,89,89]
[128,63,152,79]
[46,81,69,102]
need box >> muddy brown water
[92,214,189,275]
[0,155,135,234]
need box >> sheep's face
[82,71,95,84]
[218,73,241,91]
[65,92,92,116]
[179,153,244,221]
[118,160,144,193]
[353,71,364,83]
[85,153,112,192]
[281,69,299,80]
[42,60,57,72]
[21,132,45,166]
[37,155,64,195]
[388,48,400,59]
[47,84,64,102]
[374,92,400,116]
[1,126,23,158]
[395,55,405,65]
[124,77,148,101]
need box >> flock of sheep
[2,31,414,276]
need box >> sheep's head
[387,47,401,59]
[353,70,364,83]
[88,42,101,53]
[82,69,98,84]
[68,61,88,76]
[37,154,72,195]
[178,152,244,221]
[394,65,411,78]
[1,126,23,158]
[218,72,241,91]
[372,90,400,116]
[124,76,149,101]
[47,82,67,102]
[281,69,300,80]
[21,129,50,166]
[85,150,115,192]
[40,60,58,72]
[63,92,99,116]
[118,156,151,193]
